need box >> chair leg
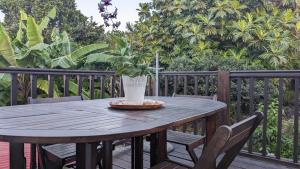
[187,146,198,164]
[97,146,104,169]
[37,145,46,169]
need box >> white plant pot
[122,75,147,105]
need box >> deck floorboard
[0,142,298,169]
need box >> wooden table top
[0,97,226,144]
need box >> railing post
[100,76,105,99]
[217,71,230,126]
[77,75,82,96]
[111,75,115,98]
[63,75,70,97]
[10,73,18,106]
[48,75,54,98]
[89,75,95,100]
[30,74,37,169]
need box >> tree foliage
[0,8,108,105]
[0,0,105,45]
[129,0,300,70]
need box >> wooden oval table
[0,97,226,169]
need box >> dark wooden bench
[152,112,263,169]
[167,94,217,163]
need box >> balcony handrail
[0,67,115,76]
[231,70,300,78]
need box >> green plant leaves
[37,80,59,97]
[71,43,109,62]
[0,25,16,66]
[27,17,43,47]
[39,7,57,32]
[51,55,76,68]
[85,53,114,64]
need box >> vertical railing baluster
[248,77,255,153]
[77,75,82,96]
[174,76,177,95]
[276,78,284,159]
[48,75,54,98]
[148,76,152,96]
[100,76,105,99]
[120,76,124,97]
[184,75,187,95]
[182,124,187,133]
[89,75,95,100]
[205,76,209,96]
[10,73,18,106]
[193,121,198,135]
[262,78,269,156]
[236,78,242,121]
[293,78,299,163]
[30,74,37,169]
[194,76,198,95]
[111,75,115,98]
[63,75,69,97]
[30,74,37,98]
[164,76,168,96]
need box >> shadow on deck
[112,143,297,169]
[0,142,297,169]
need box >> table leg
[76,143,97,169]
[150,131,167,167]
[131,136,144,169]
[10,143,26,169]
[30,144,37,169]
[206,114,217,145]
[102,140,113,169]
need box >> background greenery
[128,0,300,71]
[0,0,299,160]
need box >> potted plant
[92,35,153,104]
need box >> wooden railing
[158,70,300,167]
[230,70,300,167]
[0,68,299,167]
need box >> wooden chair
[29,96,129,169]
[167,94,217,163]
[152,112,264,169]
[28,96,84,169]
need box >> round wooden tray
[109,100,165,110]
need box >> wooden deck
[0,142,31,169]
[112,143,297,169]
[0,142,297,169]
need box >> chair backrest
[195,112,263,169]
[172,93,218,100]
[28,96,83,104]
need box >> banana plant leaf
[0,25,16,66]
[20,10,28,21]
[27,17,43,47]
[51,55,76,69]
[0,74,11,88]
[85,53,114,64]
[68,81,90,99]
[16,20,26,42]
[15,43,49,60]
[71,43,109,62]
[37,80,59,97]
[39,7,57,32]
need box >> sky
[0,0,151,31]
